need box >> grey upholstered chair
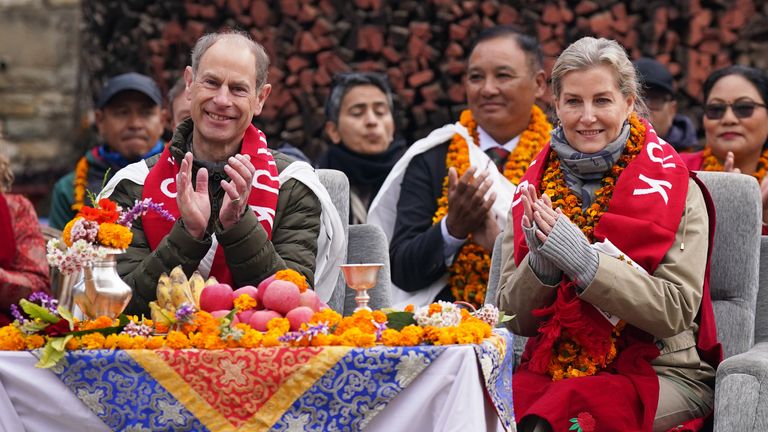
[316,169,391,315]
[714,236,768,431]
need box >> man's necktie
[485,147,510,172]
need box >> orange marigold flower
[25,334,46,350]
[404,304,414,313]
[267,317,290,334]
[81,316,115,330]
[239,329,263,348]
[66,337,82,350]
[97,223,133,249]
[234,294,257,312]
[274,269,309,293]
[372,310,387,324]
[146,336,165,349]
[0,326,26,351]
[428,303,443,316]
[310,309,342,327]
[165,331,190,349]
[80,333,106,349]
[61,217,81,247]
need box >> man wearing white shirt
[368,25,551,308]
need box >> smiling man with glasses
[634,58,701,153]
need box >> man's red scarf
[510,120,722,431]
[142,125,279,286]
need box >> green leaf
[568,418,581,431]
[68,315,129,337]
[36,335,73,369]
[386,311,416,331]
[20,299,60,324]
[499,312,516,323]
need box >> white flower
[413,301,462,328]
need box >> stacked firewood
[80,0,768,160]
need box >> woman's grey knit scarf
[548,121,630,207]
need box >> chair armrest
[714,342,768,432]
[344,224,392,314]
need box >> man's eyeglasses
[704,101,767,120]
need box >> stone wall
[0,0,83,215]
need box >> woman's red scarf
[142,125,279,286]
[0,193,16,268]
[510,119,722,431]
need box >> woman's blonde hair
[0,154,14,193]
[551,37,648,117]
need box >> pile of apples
[200,275,329,331]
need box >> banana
[149,301,174,326]
[188,271,206,309]
[156,272,172,309]
[205,276,219,286]
[169,266,194,307]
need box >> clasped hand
[445,166,499,251]
[176,152,256,239]
[519,183,562,244]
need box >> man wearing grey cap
[634,57,700,153]
[49,72,167,229]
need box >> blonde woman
[497,37,720,431]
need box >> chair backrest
[316,169,349,313]
[485,231,504,306]
[697,171,761,358]
[756,236,768,344]
[344,223,392,314]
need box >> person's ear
[183,66,194,101]
[325,121,341,145]
[94,109,105,135]
[670,99,678,113]
[252,84,272,116]
[533,69,547,100]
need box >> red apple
[233,285,258,300]
[298,290,322,312]
[286,306,315,331]
[237,309,256,324]
[248,310,283,331]
[256,275,276,303]
[262,280,300,315]
[210,309,240,324]
[200,283,234,312]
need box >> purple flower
[122,321,154,337]
[28,292,58,313]
[10,304,26,324]
[372,319,387,342]
[278,322,330,343]
[118,198,176,227]
[174,303,196,322]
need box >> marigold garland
[433,106,552,307]
[274,269,309,293]
[701,146,768,183]
[71,156,89,212]
[541,113,645,242]
[539,114,645,380]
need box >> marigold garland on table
[71,156,89,212]
[701,146,768,183]
[537,114,645,380]
[433,106,552,307]
[0,294,500,366]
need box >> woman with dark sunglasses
[680,65,768,231]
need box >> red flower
[43,319,71,337]
[577,412,596,432]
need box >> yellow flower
[0,325,26,350]
[66,337,82,350]
[239,329,264,348]
[165,331,190,349]
[61,217,82,247]
[234,294,257,312]
[146,336,165,349]
[25,334,46,349]
[97,223,133,249]
[81,316,115,330]
[274,269,310,293]
[310,309,342,327]
[80,333,106,349]
[267,317,290,334]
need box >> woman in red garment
[0,153,50,325]
[497,37,720,432]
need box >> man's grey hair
[190,30,270,90]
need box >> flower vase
[72,249,132,319]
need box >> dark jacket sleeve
[218,176,320,288]
[49,173,75,230]
[389,145,450,291]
